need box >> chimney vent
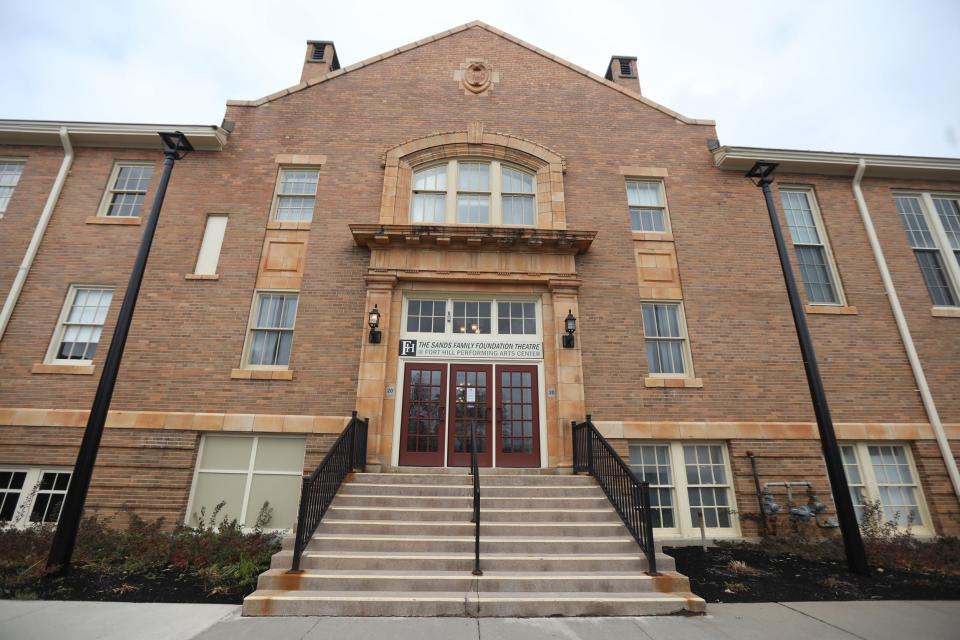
[301,40,340,84]
[605,56,640,94]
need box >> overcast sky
[2,0,958,157]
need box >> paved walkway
[1,600,957,639]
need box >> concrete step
[301,534,643,554]
[255,569,692,594]
[332,494,612,509]
[350,473,595,487]
[325,506,620,523]
[242,589,704,617]
[338,483,605,498]
[311,519,630,538]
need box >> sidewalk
[1,600,957,640]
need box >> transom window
[841,443,931,532]
[99,163,153,217]
[780,188,844,305]
[895,194,960,307]
[245,292,299,367]
[46,286,114,364]
[626,180,669,233]
[0,468,72,528]
[0,161,25,216]
[273,168,320,222]
[410,160,537,227]
[402,297,540,338]
[628,442,737,537]
[641,302,692,376]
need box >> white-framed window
[410,160,537,227]
[243,291,299,368]
[640,301,693,377]
[0,467,72,528]
[628,442,738,538]
[271,168,320,222]
[625,180,669,233]
[98,162,153,217]
[45,286,114,365]
[400,296,542,339]
[895,193,960,307]
[0,160,25,217]
[840,443,932,533]
[186,435,306,530]
[780,187,845,305]
[193,214,228,276]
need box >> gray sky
[2,0,958,157]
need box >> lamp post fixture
[368,304,382,343]
[562,310,577,348]
[46,132,193,574]
[746,160,869,576]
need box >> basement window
[840,443,932,534]
[0,468,72,528]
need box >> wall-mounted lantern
[368,304,381,343]
[563,309,576,348]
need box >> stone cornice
[350,224,596,255]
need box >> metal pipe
[0,127,73,342]
[851,159,960,503]
[747,452,767,536]
[749,162,869,575]
[46,133,191,573]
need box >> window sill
[644,377,703,388]
[32,363,94,375]
[266,221,312,231]
[86,216,142,225]
[931,307,960,318]
[631,231,674,241]
[805,304,858,315]
[184,274,220,281]
[230,368,294,380]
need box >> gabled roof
[226,21,715,126]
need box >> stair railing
[572,415,658,575]
[288,410,368,573]
[469,420,483,576]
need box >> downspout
[851,158,960,503]
[0,126,73,342]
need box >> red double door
[398,362,540,468]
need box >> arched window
[411,160,536,227]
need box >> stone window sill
[805,305,858,315]
[231,368,294,380]
[932,307,960,317]
[631,231,674,242]
[184,274,220,281]
[86,216,142,225]
[266,220,312,231]
[644,377,703,388]
[32,363,95,375]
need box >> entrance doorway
[397,362,541,468]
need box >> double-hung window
[0,161,25,217]
[46,286,114,364]
[99,163,153,217]
[626,180,669,233]
[641,302,691,376]
[457,162,491,224]
[895,194,960,307]
[840,443,931,532]
[0,468,72,528]
[411,165,447,223]
[272,168,320,222]
[245,292,299,367]
[628,442,737,537]
[501,166,535,225]
[780,188,844,305]
[410,161,537,227]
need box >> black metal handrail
[572,415,658,575]
[289,410,368,573]
[469,421,482,576]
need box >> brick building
[0,21,958,614]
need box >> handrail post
[639,482,659,575]
[360,418,369,472]
[348,410,358,471]
[470,420,482,576]
[288,475,310,574]
[585,419,594,475]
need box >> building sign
[399,338,542,360]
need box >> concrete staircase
[243,469,705,617]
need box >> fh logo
[399,340,418,356]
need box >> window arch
[410,160,537,227]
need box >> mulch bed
[666,545,960,603]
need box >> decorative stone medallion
[454,59,499,96]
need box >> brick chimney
[605,56,640,94]
[301,41,340,84]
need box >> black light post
[47,132,193,573]
[746,161,869,575]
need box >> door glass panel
[405,367,444,454]
[453,368,490,456]
[500,368,536,455]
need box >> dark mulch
[666,545,960,603]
